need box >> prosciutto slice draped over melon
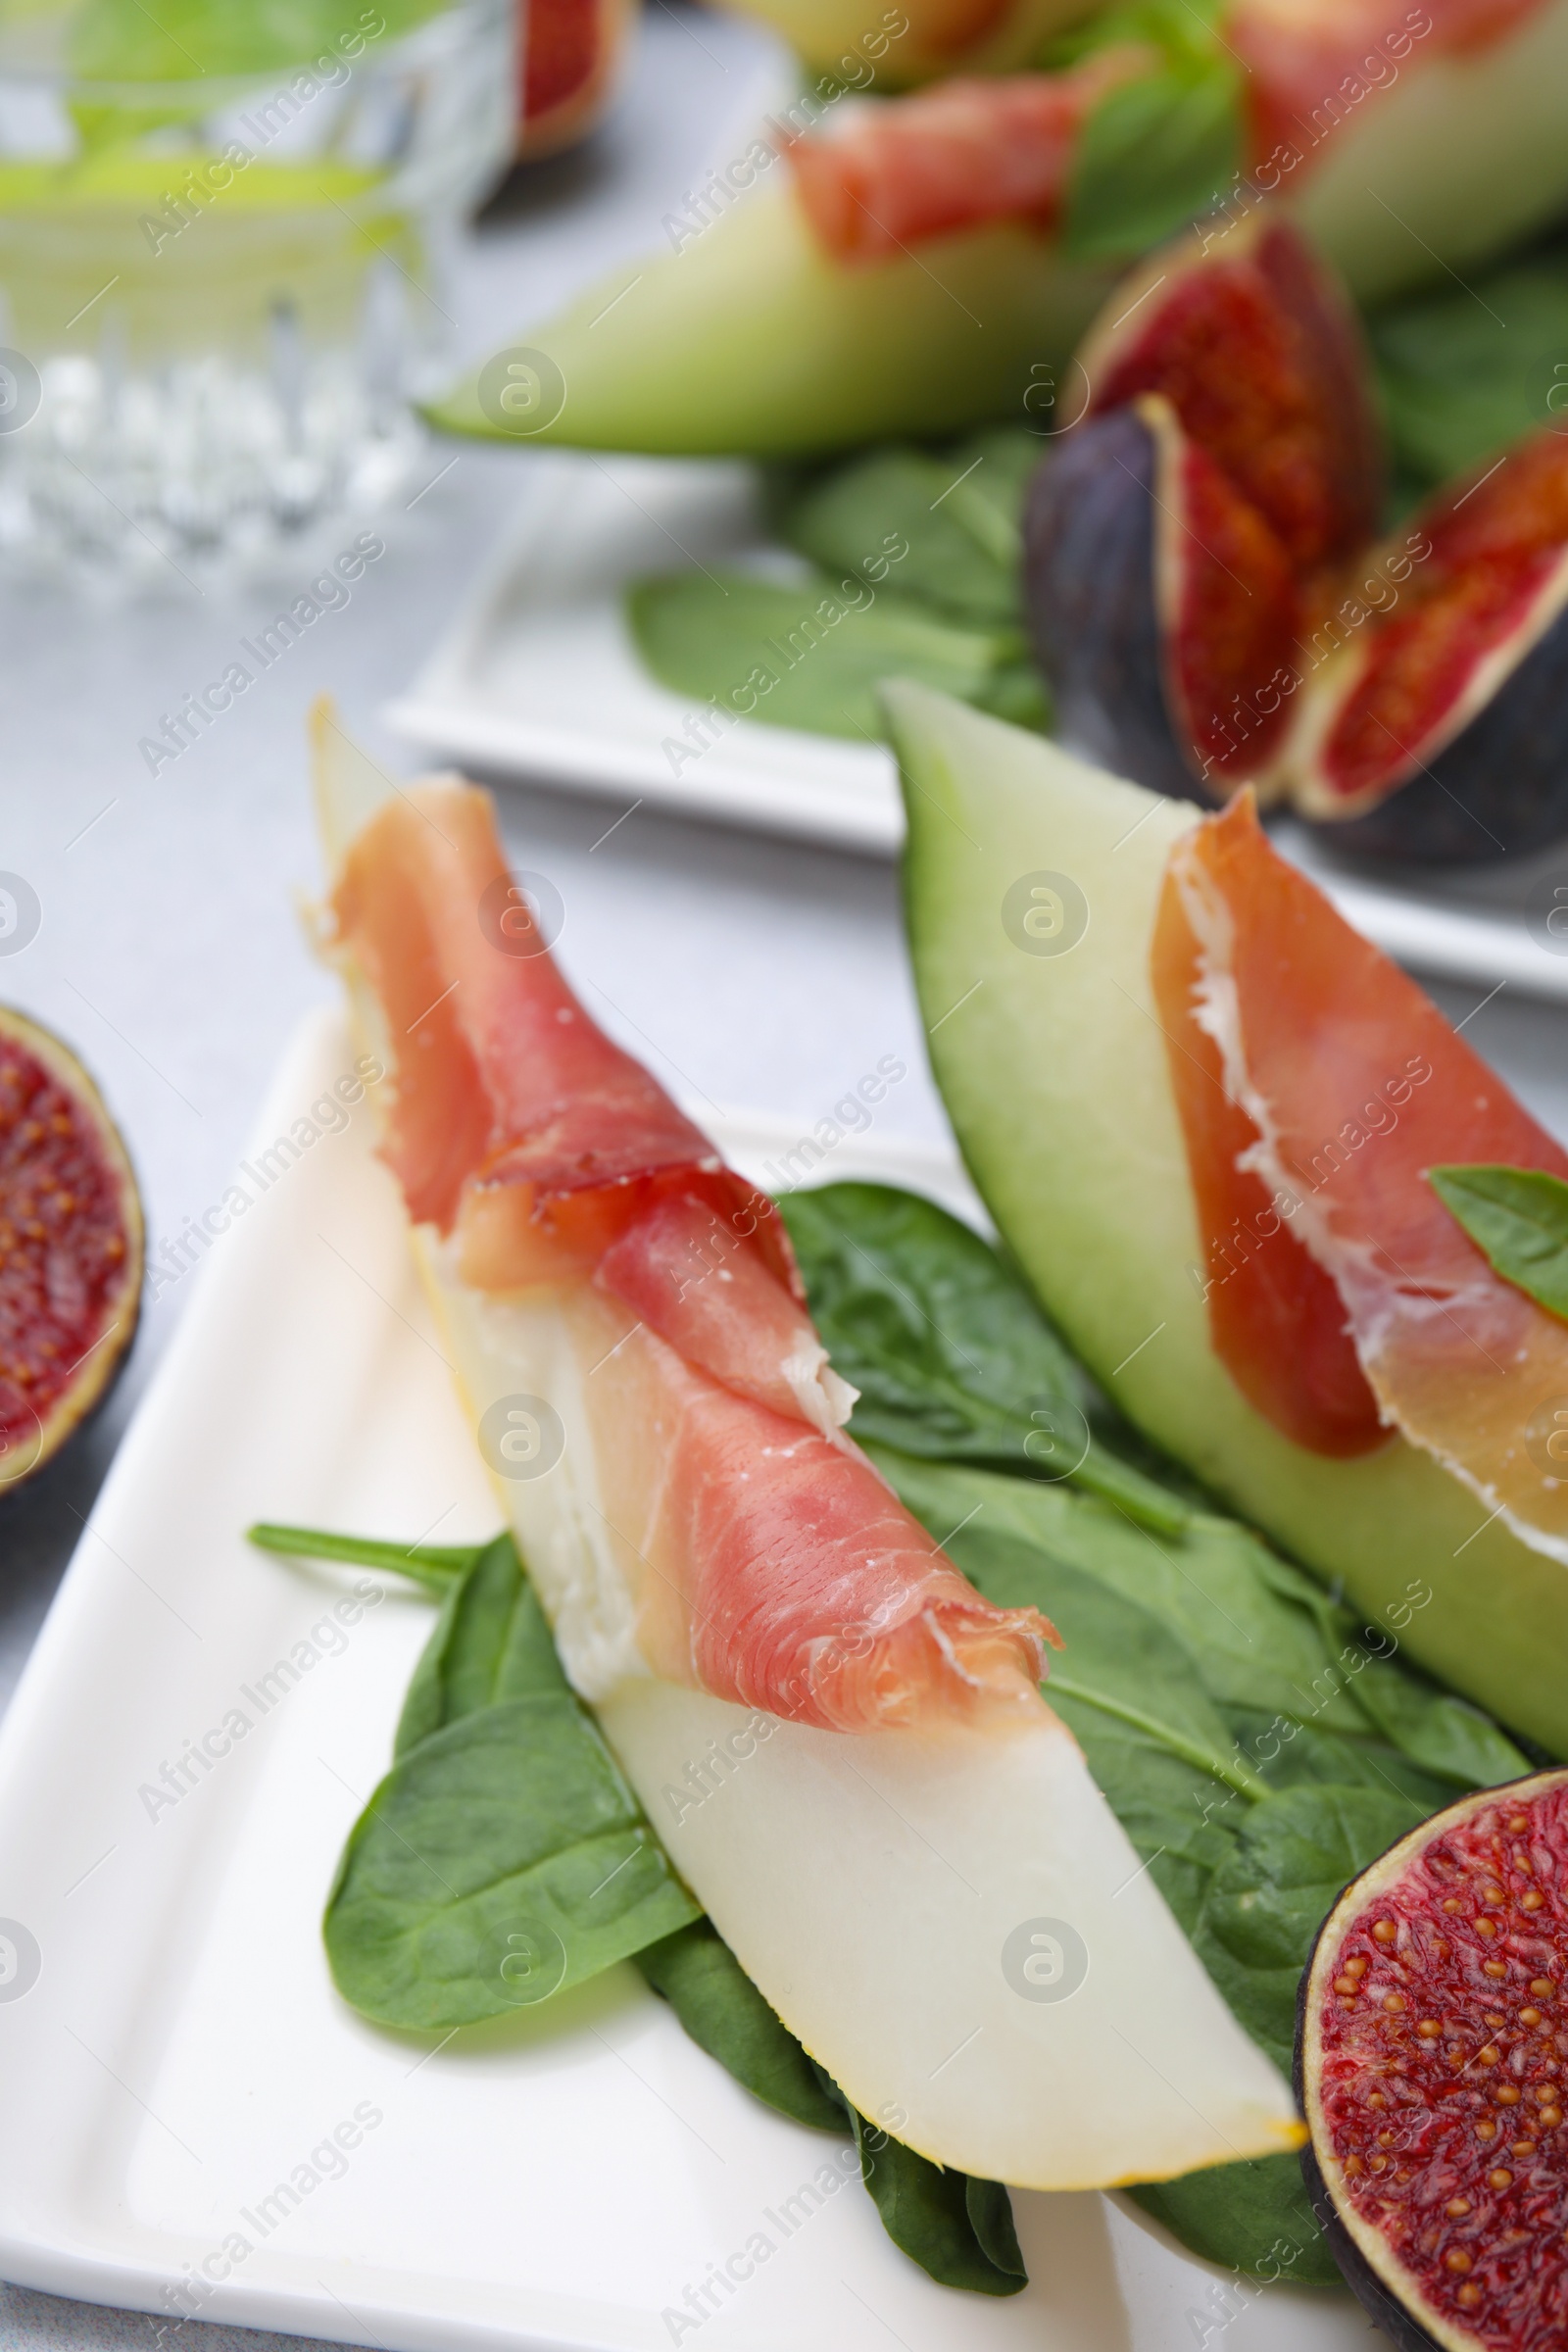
[785,0,1565,271]
[309,705,1301,2190]
[328,760,1049,1731]
[1152,792,1568,1558]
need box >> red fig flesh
[1077,214,1382,576]
[1298,1771,1568,2352]
[1025,396,1300,800]
[1027,211,1568,860]
[1294,433,1568,858]
[1025,213,1381,804]
[0,1009,143,1493]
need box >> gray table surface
[5,9,1568,2344]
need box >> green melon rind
[885,680,1568,1760]
[424,184,1115,458]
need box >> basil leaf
[1367,247,1568,491]
[395,1533,567,1756]
[625,572,1033,743]
[1428,1162,1568,1321]
[779,1183,1190,1534]
[1062,59,1243,263]
[778,449,1020,625]
[324,1698,701,2030]
[1047,0,1230,69]
[638,1920,1025,2295]
[636,1920,847,2133]
[1127,2160,1343,2287]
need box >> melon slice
[887,680,1568,1758]
[308,705,1301,2189]
[430,0,1568,459]
[424,179,1113,459]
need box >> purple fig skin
[1296,2142,1444,2352]
[1308,602,1568,865]
[1293,1893,1447,2351]
[1023,409,1211,806]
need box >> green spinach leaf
[1366,246,1568,492]
[324,1695,701,2030]
[248,1520,475,1593]
[847,2110,1026,2297]
[265,1529,702,2031]
[636,1920,847,2133]
[638,1920,1025,2295]
[1127,2160,1342,2287]
[778,448,1019,625]
[260,1523,1028,2295]
[1191,1784,1426,2076]
[873,1451,1527,1799]
[955,427,1049,541]
[778,1183,1191,1533]
[850,1436,1527,2279]
[1428,1163,1568,1322]
[1063,58,1243,262]
[395,1532,567,1755]
[625,573,1037,744]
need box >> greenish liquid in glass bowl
[0,0,514,584]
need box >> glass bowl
[0,0,514,586]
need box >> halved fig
[1292,431,1568,862]
[1075,212,1382,577]
[516,0,636,161]
[1023,212,1381,804]
[1024,394,1301,802]
[0,1009,143,1493]
[1298,1770,1568,2350]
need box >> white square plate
[0,1006,1364,2352]
[387,452,1568,1004]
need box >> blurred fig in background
[517,0,638,157]
[1290,433,1568,863]
[1024,214,1382,805]
[0,1010,143,1497]
[1025,211,1568,865]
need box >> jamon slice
[595,1189,856,1437]
[787,49,1152,264]
[324,765,1047,1733]
[310,705,1302,2188]
[329,770,720,1248]
[785,0,1560,270]
[1152,793,1568,1557]
[576,1283,1047,1727]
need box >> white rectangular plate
[0,1007,1364,2352]
[388,451,1568,1004]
